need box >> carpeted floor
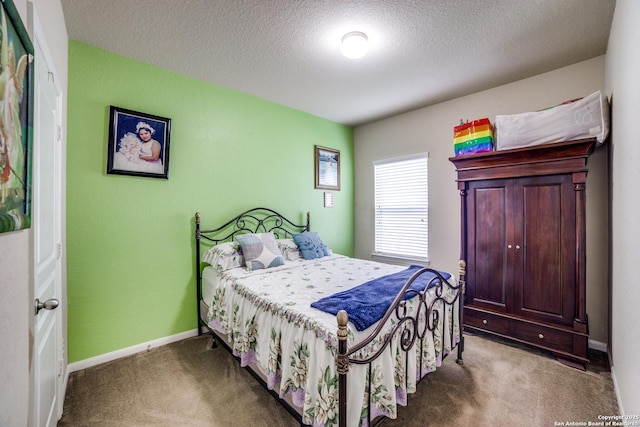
[58,332,619,426]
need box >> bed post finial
[195,212,201,225]
[306,211,311,231]
[458,260,466,294]
[337,310,348,339]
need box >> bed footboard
[336,260,466,427]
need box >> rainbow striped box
[453,118,494,156]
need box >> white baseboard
[65,332,608,372]
[610,365,624,416]
[588,340,623,416]
[588,338,607,353]
[67,329,200,374]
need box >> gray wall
[354,56,609,347]
[605,0,640,416]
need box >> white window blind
[373,153,428,261]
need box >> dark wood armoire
[450,138,596,369]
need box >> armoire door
[511,174,576,327]
[465,178,513,313]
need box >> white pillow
[201,241,244,272]
[277,238,303,261]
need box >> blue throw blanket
[311,265,451,331]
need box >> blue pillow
[292,232,329,260]
[236,232,284,271]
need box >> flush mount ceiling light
[341,31,368,59]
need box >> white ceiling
[60,0,616,127]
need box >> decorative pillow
[277,238,303,261]
[236,232,285,271]
[292,231,330,260]
[201,241,244,272]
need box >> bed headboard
[194,208,310,332]
[195,207,310,245]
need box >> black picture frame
[314,145,340,190]
[0,0,34,234]
[107,106,171,179]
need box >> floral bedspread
[204,255,460,427]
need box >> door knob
[35,298,59,315]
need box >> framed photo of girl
[107,106,171,179]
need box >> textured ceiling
[60,0,616,126]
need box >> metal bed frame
[195,207,465,427]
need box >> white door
[33,20,63,427]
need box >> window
[373,153,428,262]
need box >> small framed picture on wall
[107,106,171,179]
[314,145,340,190]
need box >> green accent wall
[67,41,354,363]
